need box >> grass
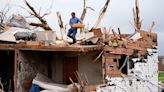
[159,71,164,84]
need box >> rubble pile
[0,0,161,92]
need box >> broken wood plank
[26,41,40,46]
[148,21,155,32]
[102,55,106,83]
[93,50,103,62]
[118,28,122,40]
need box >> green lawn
[159,71,164,84]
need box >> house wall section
[51,52,63,83]
[18,51,49,92]
[97,48,159,92]
[78,52,102,84]
[16,51,103,91]
[51,52,103,84]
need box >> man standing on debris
[67,12,82,44]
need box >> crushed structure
[0,0,162,92]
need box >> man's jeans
[67,27,77,43]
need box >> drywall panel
[78,52,102,84]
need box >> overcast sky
[1,0,164,55]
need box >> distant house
[159,56,164,71]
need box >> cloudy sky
[1,0,164,55]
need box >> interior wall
[51,52,63,83]
[51,52,79,84]
[18,50,50,92]
[51,51,103,84]
[78,52,102,84]
[17,51,103,91]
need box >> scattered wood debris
[0,0,159,92]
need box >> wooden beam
[148,21,155,32]
[102,55,105,83]
[14,49,19,92]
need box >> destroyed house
[0,28,158,92]
[0,0,160,91]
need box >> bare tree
[56,11,67,41]
[0,5,10,30]
[23,0,53,31]
[80,0,94,22]
[133,0,142,31]
[92,0,110,29]
[0,6,9,24]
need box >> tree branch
[29,22,51,30]
[92,0,110,29]
[80,0,94,22]
[23,0,52,31]
[133,0,142,31]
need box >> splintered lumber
[74,71,84,87]
[69,82,79,92]
[0,24,4,30]
[0,79,4,92]
[117,28,122,40]
[148,21,155,32]
[93,50,104,62]
[102,55,106,83]
[56,12,67,41]
[93,0,110,28]
[84,73,89,85]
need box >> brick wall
[159,56,164,71]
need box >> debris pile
[0,0,161,92]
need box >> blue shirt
[69,17,81,25]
